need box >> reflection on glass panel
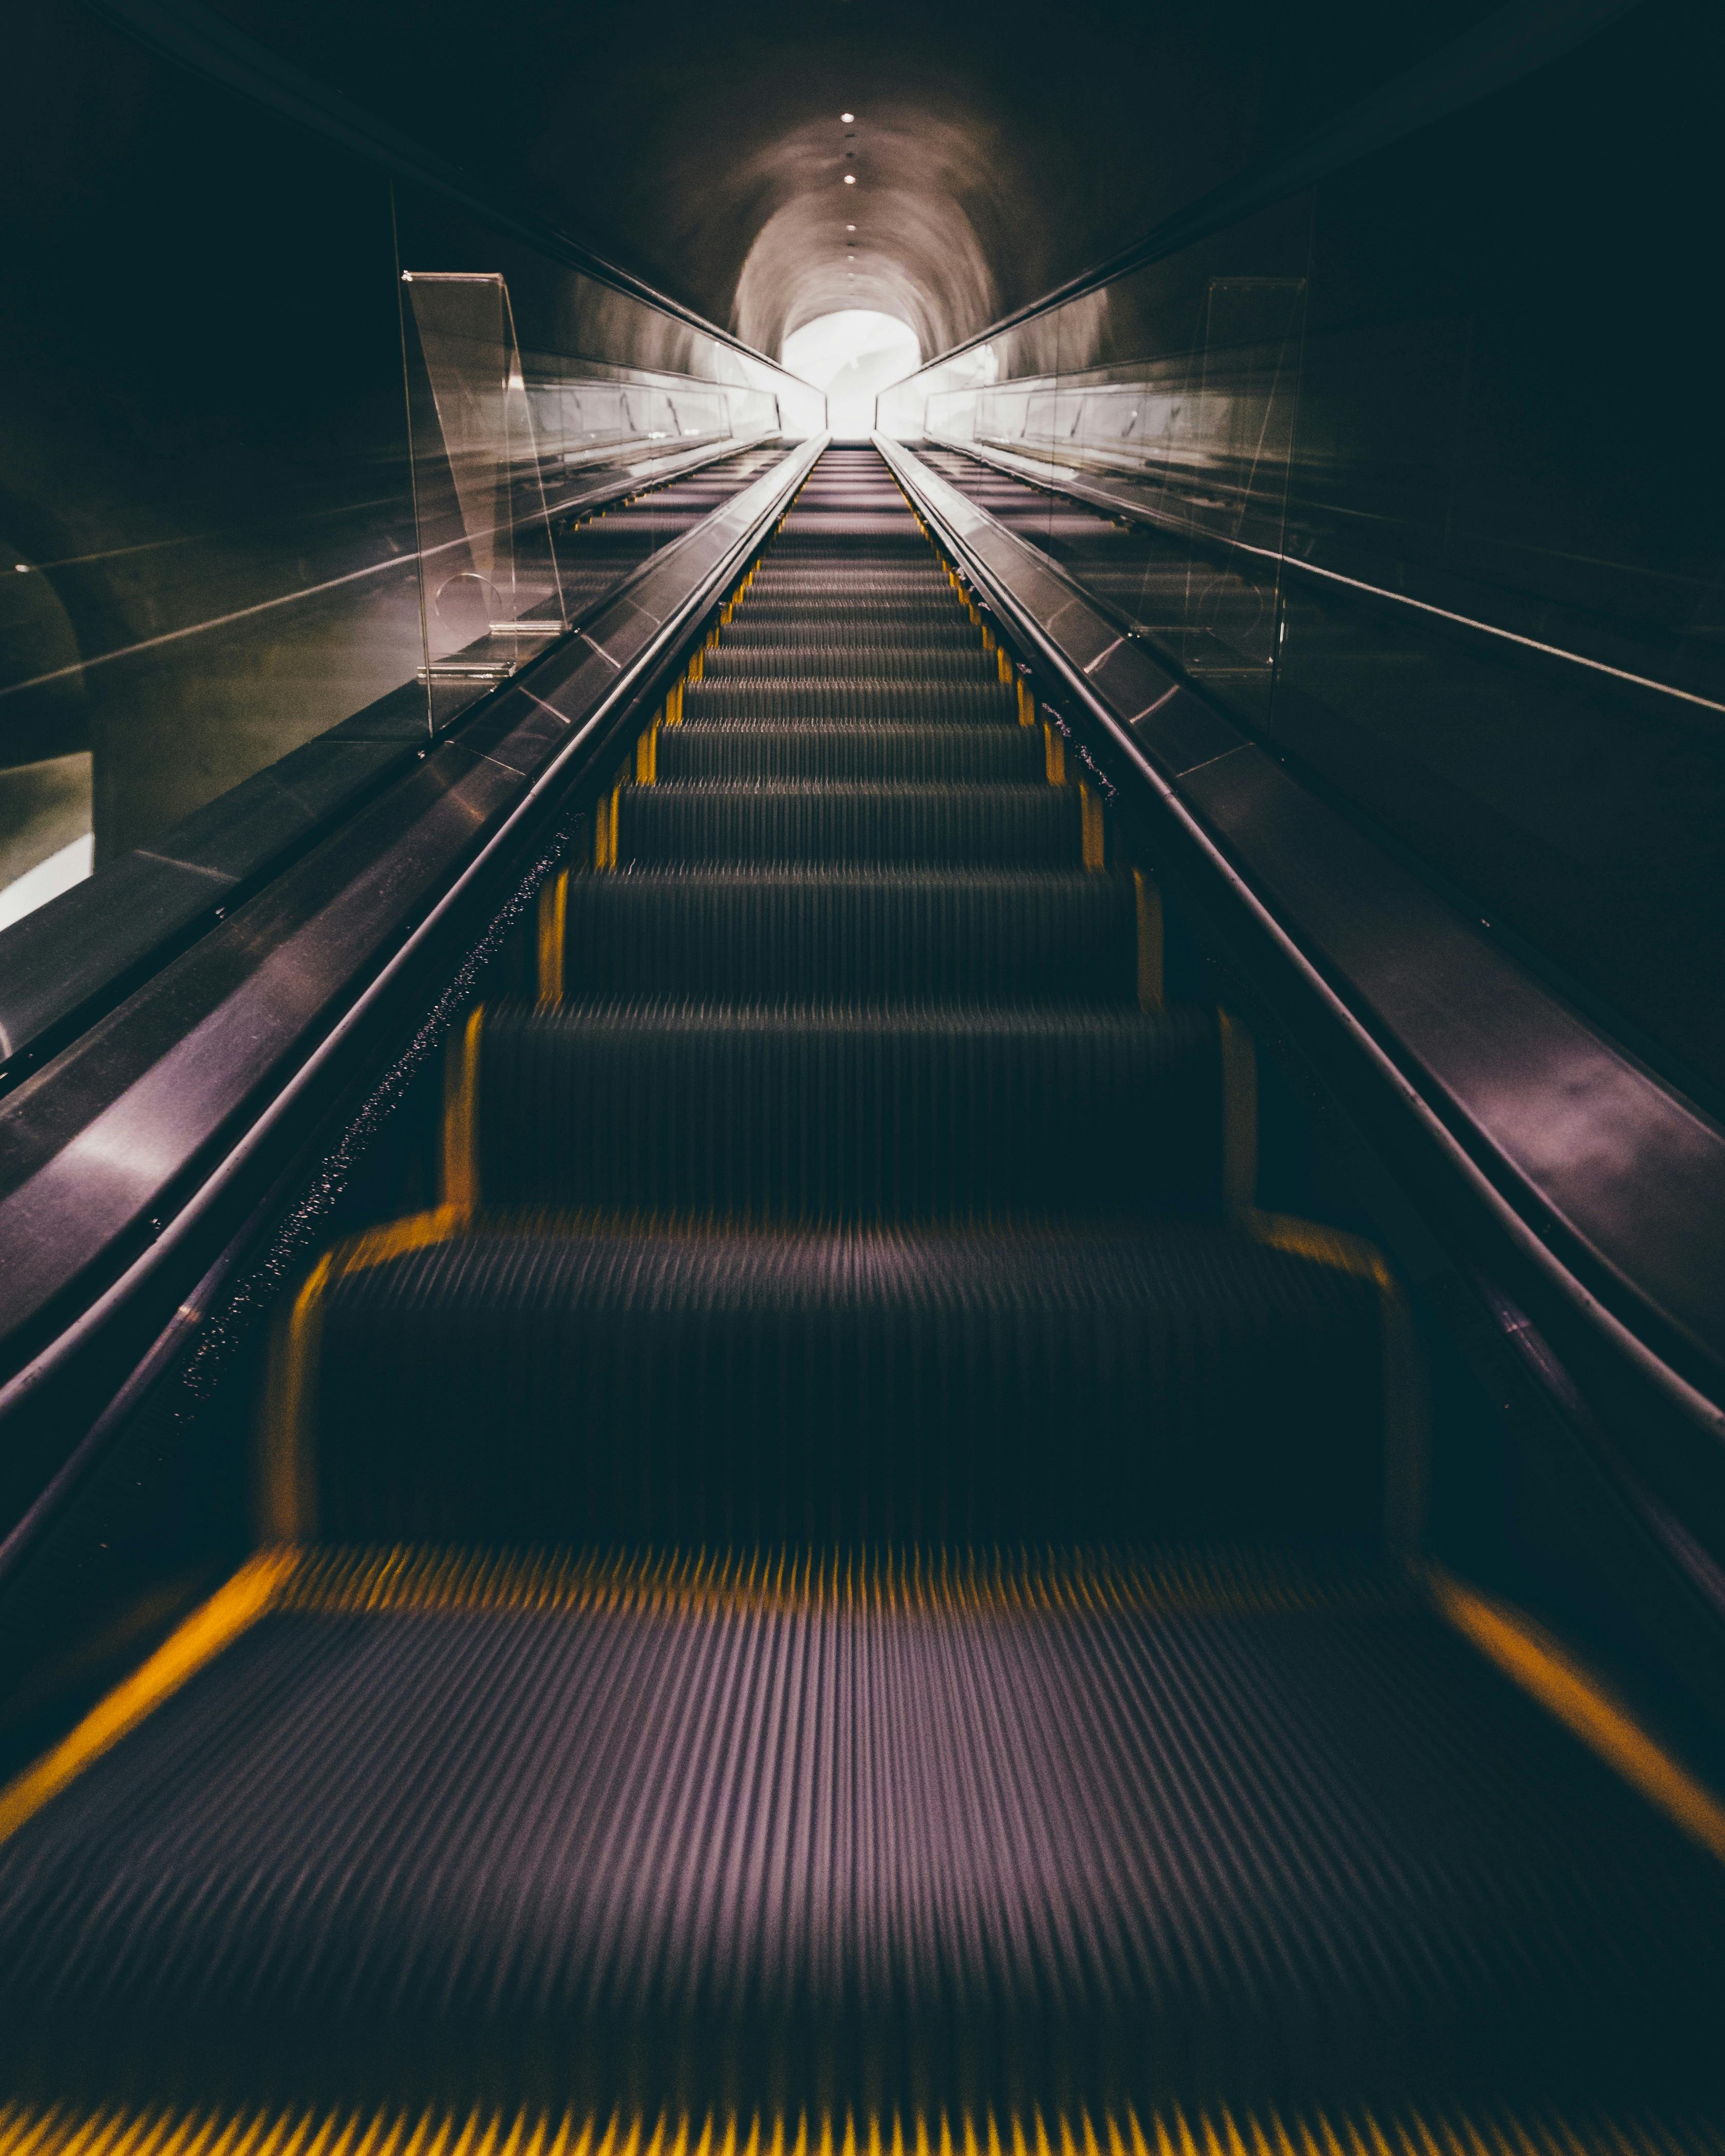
[393,184,824,731]
[881,201,1310,734]
[402,272,568,727]
[1168,277,1305,725]
[0,4,824,944]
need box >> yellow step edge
[1432,1569,1725,1866]
[1078,783,1106,870]
[537,870,568,1004]
[440,1003,485,1218]
[0,2100,1705,2156]
[0,1549,299,1846]
[594,785,621,870]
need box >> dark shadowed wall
[183,0,1505,358]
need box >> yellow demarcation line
[1016,679,1035,728]
[1432,1571,1725,1866]
[2,2097,1719,2156]
[0,1549,299,1847]
[1044,724,1067,787]
[258,1205,475,1541]
[441,1005,485,1219]
[1078,784,1106,871]
[594,784,621,870]
[538,870,569,1004]
[258,1246,333,1539]
[276,1541,1388,1627]
[259,1011,486,1539]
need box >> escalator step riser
[749,565,942,579]
[681,681,1018,722]
[311,1227,1388,1543]
[741,568,952,583]
[733,602,970,624]
[477,1002,1226,1222]
[557,870,1142,1003]
[656,725,1045,782]
[616,784,1083,867]
[702,651,1002,684]
[748,562,942,578]
[720,622,981,652]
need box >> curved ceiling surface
[180,0,1500,365]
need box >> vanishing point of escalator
[1,447,1723,2154]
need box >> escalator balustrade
[2,447,1723,2156]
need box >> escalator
[2,446,1724,2153]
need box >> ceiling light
[843,174,856,185]
[841,111,854,122]
[845,223,856,232]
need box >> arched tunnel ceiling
[200,0,1503,365]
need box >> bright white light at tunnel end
[782,310,921,442]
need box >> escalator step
[558,868,1142,1003]
[745,575,948,595]
[16,1542,1725,2115]
[719,619,982,653]
[475,1000,1226,1222]
[615,781,1084,867]
[305,1222,1387,1542]
[4,1544,1725,2116]
[655,722,1045,782]
[734,598,969,623]
[700,647,1002,683]
[680,679,1019,722]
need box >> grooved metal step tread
[3,1545,1719,2118]
[557,867,1144,1003]
[615,781,1086,867]
[655,723,1045,781]
[475,998,1227,1223]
